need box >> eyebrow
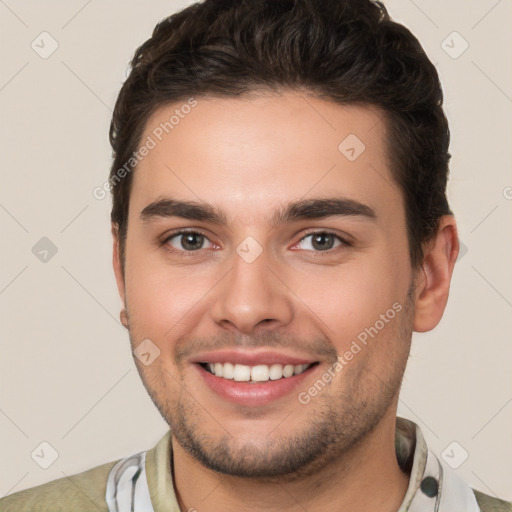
[139,196,377,226]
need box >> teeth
[251,365,269,382]
[205,362,311,381]
[269,364,283,380]
[223,362,234,379]
[294,364,308,375]
[233,364,251,382]
[283,364,294,378]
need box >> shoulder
[474,489,512,512]
[0,460,117,512]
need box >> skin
[113,89,459,511]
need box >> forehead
[130,91,401,224]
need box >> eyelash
[160,229,351,258]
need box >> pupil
[313,233,333,251]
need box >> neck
[172,411,410,512]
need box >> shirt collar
[395,417,480,512]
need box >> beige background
[0,0,511,501]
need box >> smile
[192,350,321,405]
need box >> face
[115,90,417,479]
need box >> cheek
[288,258,404,346]
[124,251,215,340]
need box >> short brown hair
[109,0,452,270]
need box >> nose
[210,247,294,334]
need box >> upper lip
[190,349,317,366]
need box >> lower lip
[196,364,317,407]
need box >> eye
[294,232,348,252]
[164,231,215,252]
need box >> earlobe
[119,308,129,329]
[112,223,126,303]
[412,216,459,333]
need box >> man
[1,0,510,510]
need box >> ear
[112,223,126,303]
[413,215,459,332]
